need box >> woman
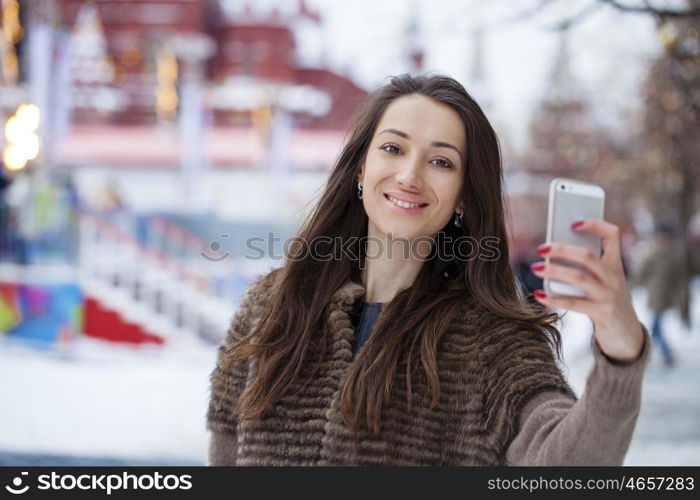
[207,74,650,466]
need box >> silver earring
[357,181,363,200]
[454,212,463,228]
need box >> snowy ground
[0,334,216,465]
[559,282,700,467]
[0,283,698,466]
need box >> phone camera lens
[560,185,565,190]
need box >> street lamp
[2,103,41,171]
[1,0,23,85]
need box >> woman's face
[359,94,466,243]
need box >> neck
[360,224,434,303]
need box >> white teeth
[388,195,422,209]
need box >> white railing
[76,210,269,344]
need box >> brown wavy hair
[223,73,563,434]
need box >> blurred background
[0,0,698,465]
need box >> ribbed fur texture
[207,270,577,465]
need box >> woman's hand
[530,219,644,363]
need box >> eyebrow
[378,128,463,162]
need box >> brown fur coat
[207,269,650,466]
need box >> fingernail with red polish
[533,289,547,299]
[530,262,545,272]
[571,220,584,230]
[536,245,551,255]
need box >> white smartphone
[544,178,605,298]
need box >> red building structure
[55,0,365,130]
[57,0,211,124]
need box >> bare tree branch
[500,0,700,31]
[542,2,605,31]
[498,0,605,31]
[500,0,557,25]
[599,0,700,19]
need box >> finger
[532,289,597,315]
[571,218,623,269]
[537,241,608,283]
[530,261,607,298]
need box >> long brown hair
[223,73,562,434]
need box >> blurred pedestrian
[0,169,11,261]
[513,238,545,310]
[633,223,685,367]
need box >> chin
[375,220,430,243]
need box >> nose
[395,158,423,191]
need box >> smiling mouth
[383,193,429,209]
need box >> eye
[432,158,454,169]
[380,143,401,155]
